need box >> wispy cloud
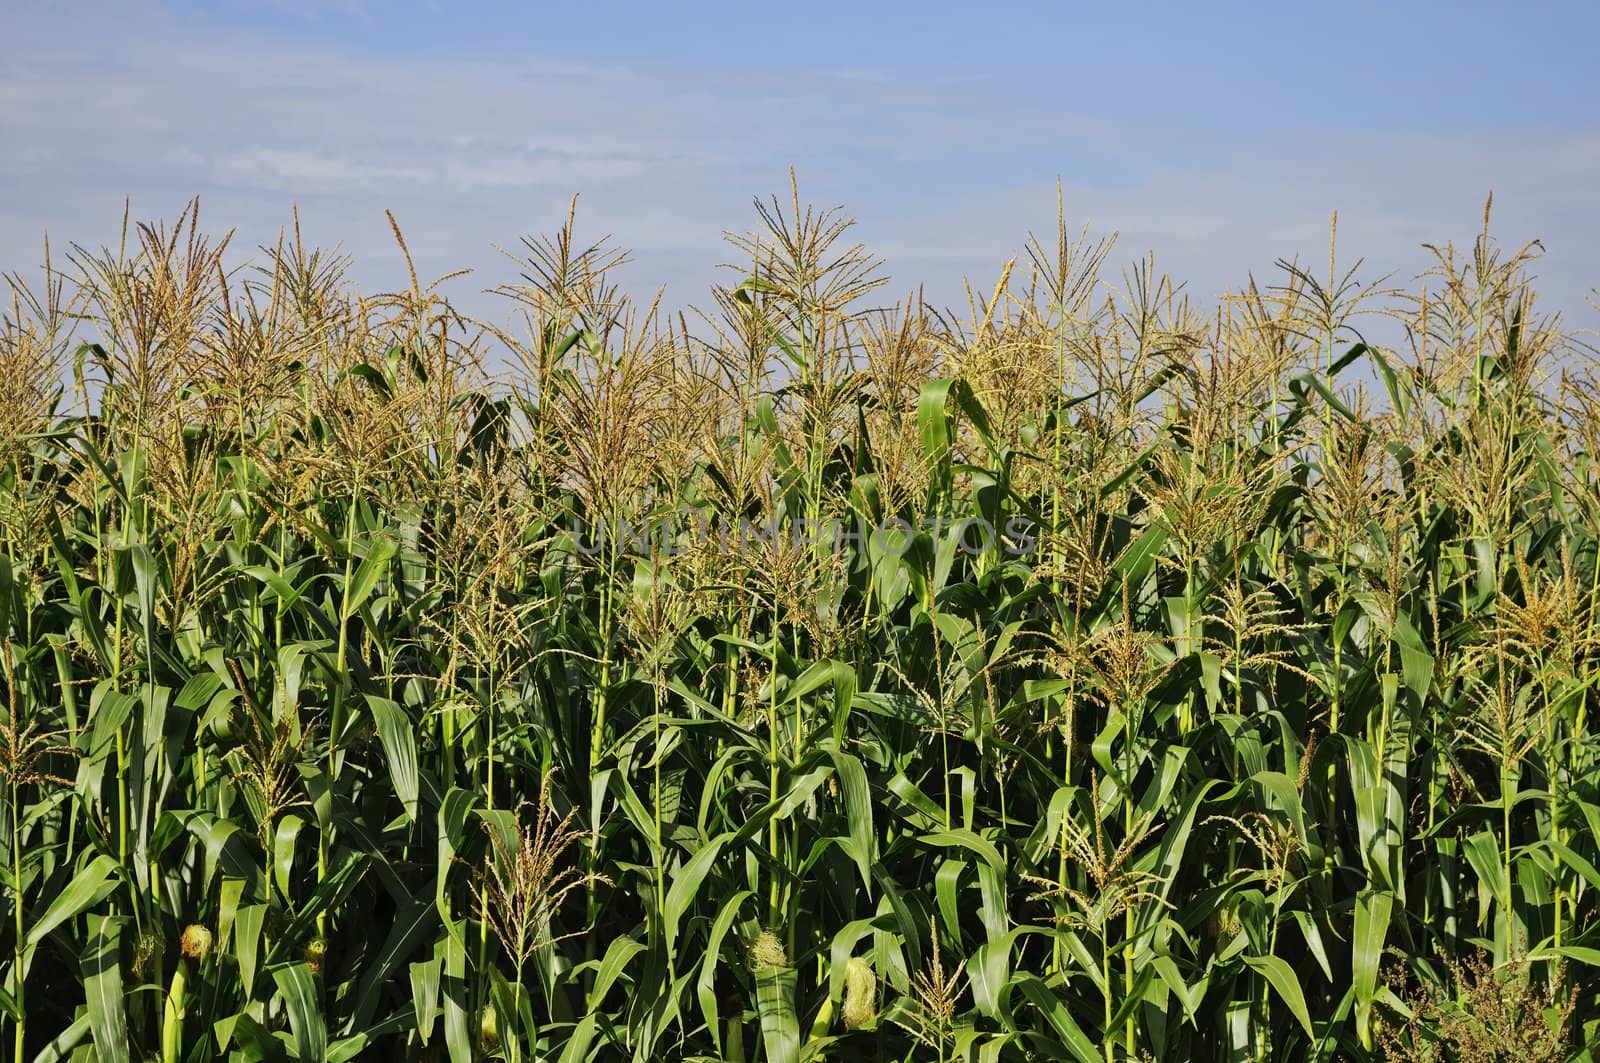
[872,128,1600,329]
[4,1,1596,341]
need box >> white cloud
[3,2,1596,350]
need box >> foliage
[2,184,1600,1060]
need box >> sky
[4,0,1598,346]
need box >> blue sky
[4,1,1598,337]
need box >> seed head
[842,956,877,1030]
[304,935,327,976]
[479,1004,500,1054]
[132,931,164,981]
[180,925,213,961]
[748,929,788,971]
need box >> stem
[1502,756,1515,962]
[161,960,189,1063]
[585,524,619,969]
[10,780,23,1063]
[320,495,360,942]
[653,679,672,981]
[768,622,782,927]
[1102,931,1113,1063]
[1550,686,1563,950]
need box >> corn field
[3,185,1600,1061]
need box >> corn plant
[0,189,1597,1063]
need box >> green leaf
[664,837,726,956]
[919,828,1003,871]
[556,1016,600,1063]
[1353,888,1394,1048]
[327,1034,372,1063]
[969,927,1025,1019]
[1463,829,1510,910]
[410,957,442,1045]
[442,923,472,1063]
[343,535,397,621]
[1013,974,1102,1062]
[81,914,129,1063]
[589,935,645,1012]
[917,378,958,501]
[223,1011,289,1062]
[1531,945,1600,968]
[25,854,121,952]
[235,903,266,997]
[30,1014,92,1063]
[365,694,420,822]
[755,966,800,1063]
[345,889,438,1036]
[1242,953,1314,1037]
[271,962,327,1062]
[274,814,304,899]
[697,889,754,1053]
[827,748,875,890]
